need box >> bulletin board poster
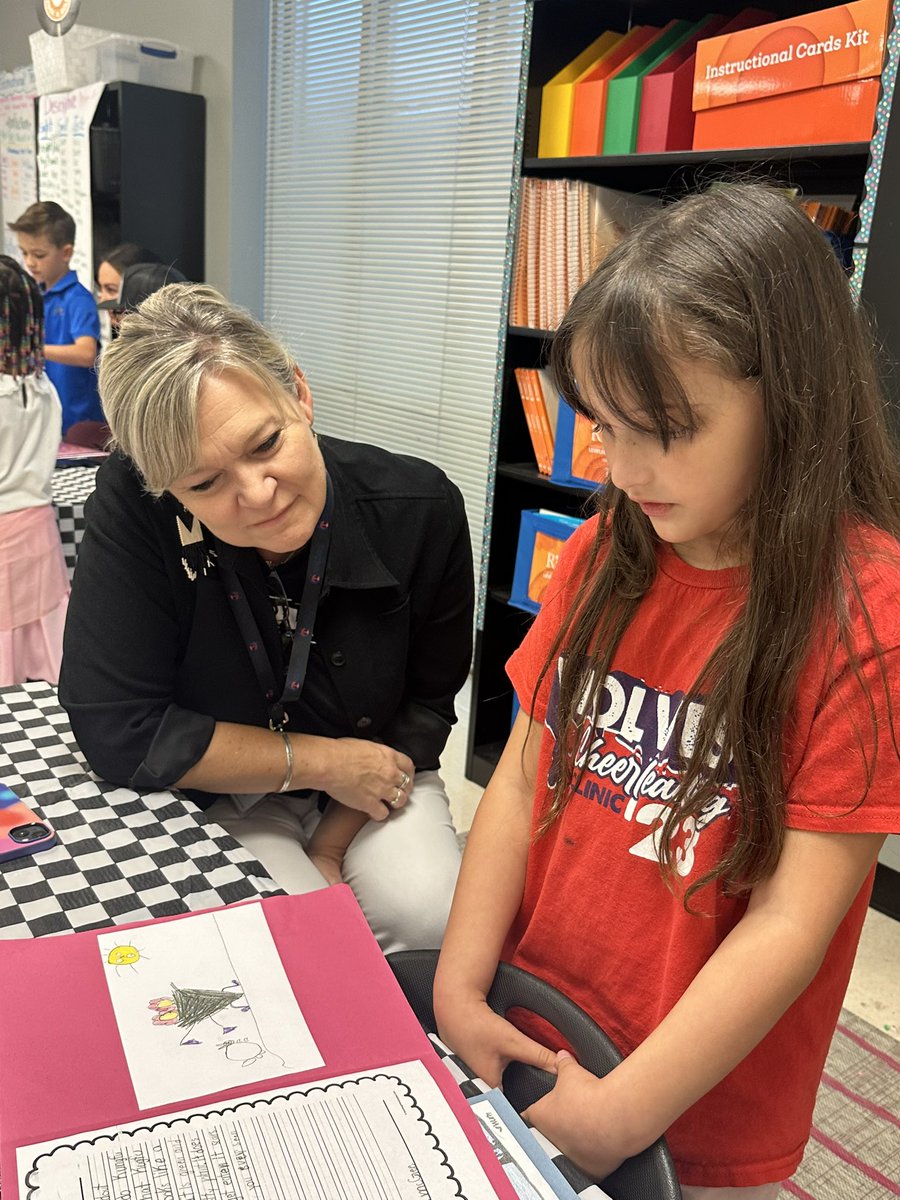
[37,82,103,288]
[0,91,38,259]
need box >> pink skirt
[0,505,70,686]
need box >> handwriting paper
[18,1060,503,1200]
[97,903,323,1110]
[37,83,104,286]
[0,86,38,258]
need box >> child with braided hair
[0,254,69,684]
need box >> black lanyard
[220,473,334,731]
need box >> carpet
[779,1009,900,1199]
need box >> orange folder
[569,25,660,156]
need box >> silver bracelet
[278,730,294,793]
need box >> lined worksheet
[18,1060,504,1200]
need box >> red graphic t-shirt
[506,517,900,1188]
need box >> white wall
[0,0,263,301]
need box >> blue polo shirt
[42,269,102,431]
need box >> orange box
[692,0,889,150]
[569,26,660,157]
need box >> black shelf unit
[89,82,205,281]
[465,0,900,828]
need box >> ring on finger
[388,787,403,809]
[399,770,411,791]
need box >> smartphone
[0,784,57,863]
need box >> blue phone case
[0,784,57,862]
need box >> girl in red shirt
[434,184,900,1198]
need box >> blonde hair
[98,283,297,495]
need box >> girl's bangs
[564,286,699,444]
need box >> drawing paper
[97,902,323,1110]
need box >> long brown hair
[542,182,900,901]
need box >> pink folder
[0,886,515,1199]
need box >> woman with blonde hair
[60,283,474,953]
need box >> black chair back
[387,949,682,1200]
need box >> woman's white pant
[204,769,461,955]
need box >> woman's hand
[315,738,415,820]
[436,992,558,1089]
[523,1051,632,1181]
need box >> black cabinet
[466,0,899,787]
[90,82,205,281]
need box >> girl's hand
[307,848,343,886]
[524,1051,635,1181]
[317,739,414,820]
[436,995,558,1089]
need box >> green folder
[602,18,702,155]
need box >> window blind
[265,0,528,570]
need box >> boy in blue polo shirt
[8,201,101,433]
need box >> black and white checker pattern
[0,682,284,939]
[429,1032,612,1200]
[51,465,98,580]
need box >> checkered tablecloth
[0,681,284,938]
[51,465,98,580]
[0,685,620,1195]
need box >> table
[0,681,283,938]
[51,465,99,581]
[0,684,613,1200]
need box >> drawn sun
[106,943,148,973]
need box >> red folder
[636,8,773,151]
[0,887,515,1199]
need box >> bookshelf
[90,82,205,280]
[465,0,900,795]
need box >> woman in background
[96,242,161,315]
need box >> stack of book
[513,366,608,489]
[509,179,656,330]
[800,198,857,236]
[801,195,858,269]
[513,367,558,475]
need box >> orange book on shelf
[571,412,609,484]
[548,178,569,329]
[531,179,549,329]
[510,177,534,328]
[528,530,567,605]
[529,368,557,473]
[570,25,660,156]
[514,367,553,474]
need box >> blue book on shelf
[509,509,584,616]
[550,398,609,491]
